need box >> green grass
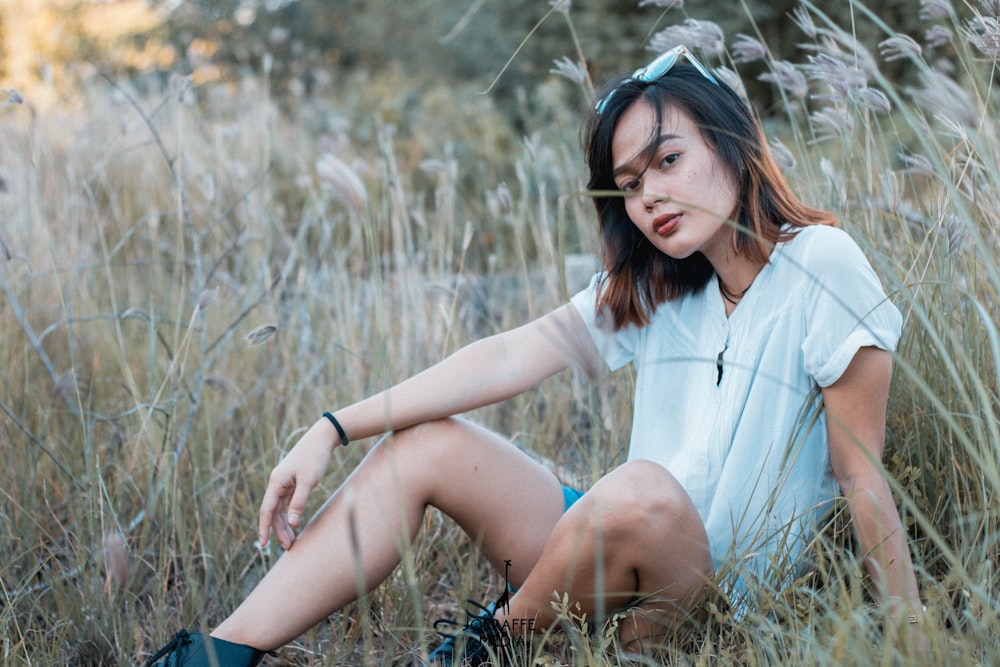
[1,3,998,665]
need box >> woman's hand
[257,419,338,549]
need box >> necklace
[719,277,754,305]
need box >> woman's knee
[573,461,708,571]
[588,460,695,526]
[369,418,462,466]
[366,417,504,499]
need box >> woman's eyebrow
[612,133,680,179]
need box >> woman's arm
[330,302,603,442]
[822,346,922,619]
[259,303,603,547]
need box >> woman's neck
[714,254,764,314]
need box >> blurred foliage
[0,0,166,106]
[0,0,960,114]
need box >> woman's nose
[641,181,669,208]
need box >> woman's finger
[258,474,293,546]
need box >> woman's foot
[423,598,511,666]
[144,630,270,667]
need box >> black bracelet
[322,411,350,446]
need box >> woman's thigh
[386,417,569,586]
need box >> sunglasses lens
[635,49,680,83]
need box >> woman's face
[611,100,739,268]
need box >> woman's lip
[653,213,680,235]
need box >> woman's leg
[495,459,713,648]
[211,417,567,651]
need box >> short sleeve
[798,227,903,387]
[569,274,640,371]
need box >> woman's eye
[619,179,639,193]
[659,153,679,168]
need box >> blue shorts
[562,485,585,511]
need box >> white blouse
[570,225,903,591]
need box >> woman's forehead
[615,101,694,142]
[612,102,695,165]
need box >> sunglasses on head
[594,45,719,114]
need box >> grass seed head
[925,25,953,48]
[759,61,808,99]
[549,56,588,85]
[966,16,1000,60]
[639,0,685,8]
[246,324,278,346]
[197,287,218,311]
[316,153,368,216]
[548,0,571,15]
[909,69,979,129]
[731,34,767,64]
[879,34,923,62]
[768,139,796,173]
[919,0,953,21]
[855,87,892,114]
[649,19,725,57]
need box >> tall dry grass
[1,1,998,664]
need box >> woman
[145,47,923,667]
